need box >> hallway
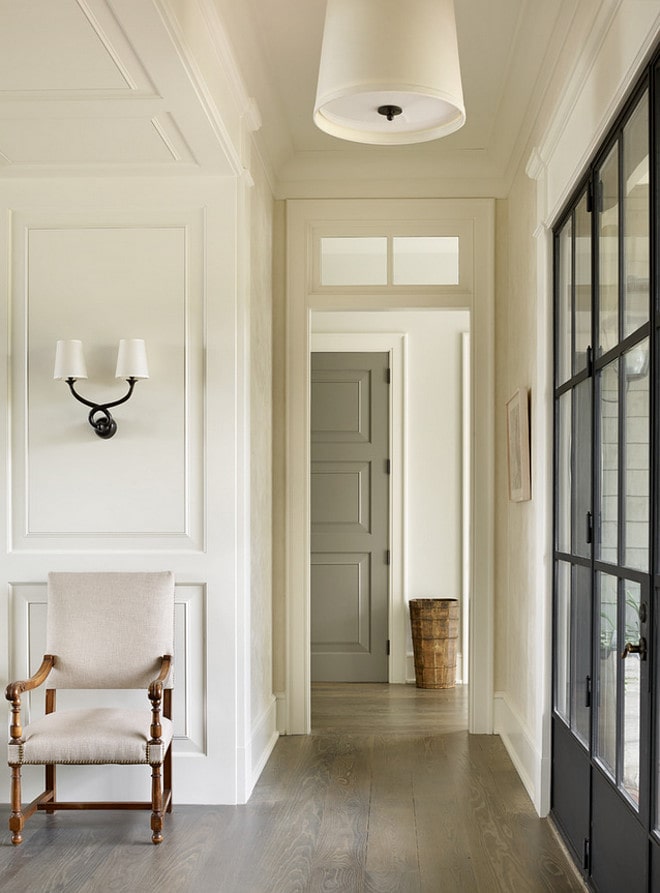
[0,684,584,892]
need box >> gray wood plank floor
[0,684,586,892]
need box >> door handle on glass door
[621,638,647,660]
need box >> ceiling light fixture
[313,0,466,146]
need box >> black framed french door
[552,58,658,891]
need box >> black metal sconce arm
[65,377,138,439]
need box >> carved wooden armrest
[148,655,172,744]
[5,655,55,742]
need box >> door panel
[552,717,591,865]
[591,770,647,892]
[311,352,389,682]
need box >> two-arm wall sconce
[54,339,149,439]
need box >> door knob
[621,638,647,660]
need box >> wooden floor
[0,684,585,892]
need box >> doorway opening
[282,197,495,739]
[310,310,471,713]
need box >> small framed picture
[506,388,531,502]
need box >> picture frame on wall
[506,387,531,502]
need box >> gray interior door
[311,351,390,682]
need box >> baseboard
[247,695,279,799]
[494,691,547,816]
[275,689,287,732]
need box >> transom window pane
[624,338,649,571]
[623,92,649,338]
[320,237,387,286]
[557,391,572,553]
[392,236,459,285]
[572,564,591,747]
[596,572,618,776]
[598,144,620,355]
[557,218,572,385]
[622,580,642,807]
[574,194,591,373]
[572,378,592,559]
[554,560,571,723]
[598,360,619,563]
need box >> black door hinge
[583,838,591,871]
[386,367,391,384]
[385,549,391,565]
[585,675,591,708]
[586,511,593,544]
[586,180,594,213]
[386,639,391,656]
[586,344,593,376]
[385,458,391,474]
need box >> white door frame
[283,198,495,735]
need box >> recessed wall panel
[10,210,205,551]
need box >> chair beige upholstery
[5,571,174,845]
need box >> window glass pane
[575,194,591,372]
[557,391,571,553]
[624,338,649,571]
[623,92,649,338]
[320,237,387,286]
[598,144,620,355]
[572,564,591,746]
[596,573,618,776]
[392,236,459,285]
[598,360,619,564]
[555,560,571,722]
[573,379,592,559]
[622,580,642,807]
[557,219,572,385]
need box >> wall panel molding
[9,208,206,553]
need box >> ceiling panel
[0,115,193,165]
[0,0,132,93]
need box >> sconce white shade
[53,340,88,380]
[115,339,149,380]
[313,0,465,145]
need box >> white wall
[0,174,265,806]
[312,310,469,680]
[493,0,660,817]
[247,154,278,785]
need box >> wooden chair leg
[9,765,24,845]
[44,764,56,813]
[164,745,173,814]
[150,763,164,845]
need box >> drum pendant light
[313,0,466,145]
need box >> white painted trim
[284,198,495,736]
[247,696,279,798]
[461,332,471,687]
[537,2,660,224]
[526,154,554,818]
[310,331,406,683]
[494,692,548,816]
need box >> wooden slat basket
[409,598,459,689]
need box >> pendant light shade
[314,0,465,146]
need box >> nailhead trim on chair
[8,743,167,765]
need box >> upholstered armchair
[5,571,175,845]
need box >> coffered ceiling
[0,0,600,195]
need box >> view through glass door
[552,60,658,891]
